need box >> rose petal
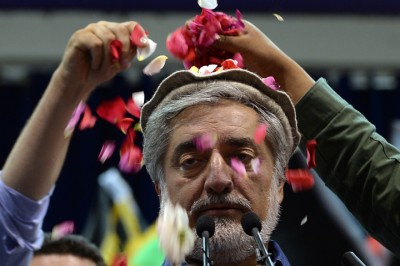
[137,38,157,61]
[125,98,141,119]
[117,118,135,134]
[273,13,285,22]
[98,141,116,163]
[306,139,317,169]
[231,158,247,179]
[251,157,261,174]
[119,145,143,173]
[193,133,217,151]
[254,123,268,144]
[112,254,127,266]
[96,97,126,124]
[79,107,97,130]
[198,0,218,10]
[262,76,280,90]
[110,39,123,63]
[65,101,86,138]
[143,55,168,76]
[132,91,145,107]
[286,169,315,192]
[51,221,75,240]
[130,24,147,47]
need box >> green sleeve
[296,78,400,256]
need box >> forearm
[1,69,85,200]
[296,79,400,255]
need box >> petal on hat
[262,76,280,90]
[198,0,218,10]
[143,55,168,76]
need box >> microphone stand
[251,228,274,266]
[201,231,212,266]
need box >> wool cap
[140,68,300,159]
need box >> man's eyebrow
[221,136,258,150]
[171,139,197,161]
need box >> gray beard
[187,186,281,265]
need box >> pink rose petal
[65,101,86,137]
[231,158,247,179]
[251,157,261,174]
[262,76,280,90]
[194,133,218,151]
[254,123,268,144]
[98,141,116,163]
[52,220,75,240]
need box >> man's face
[160,100,284,264]
[30,254,96,266]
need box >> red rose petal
[110,39,123,63]
[286,169,315,192]
[96,97,126,124]
[306,139,317,169]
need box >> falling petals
[254,123,268,144]
[98,141,116,163]
[96,97,126,124]
[286,169,315,192]
[119,145,143,173]
[117,118,135,134]
[51,221,75,240]
[65,101,86,138]
[300,216,308,226]
[273,13,285,22]
[157,202,195,264]
[143,55,168,76]
[231,158,247,179]
[194,133,218,151]
[262,76,280,90]
[251,157,261,174]
[79,107,97,130]
[198,0,218,10]
[166,9,245,69]
[306,139,317,169]
[130,24,147,47]
[110,39,123,63]
[137,39,157,61]
[125,98,141,119]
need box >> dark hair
[34,234,105,266]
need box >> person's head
[141,69,299,265]
[31,234,105,266]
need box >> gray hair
[143,80,289,189]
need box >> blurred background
[1,1,400,265]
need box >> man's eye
[236,152,254,164]
[179,155,200,170]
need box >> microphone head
[196,215,215,238]
[241,212,262,236]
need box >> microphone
[196,216,215,266]
[342,251,366,266]
[241,212,274,266]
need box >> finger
[101,21,137,67]
[88,22,117,69]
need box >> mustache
[189,194,252,215]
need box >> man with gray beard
[141,68,299,265]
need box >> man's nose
[204,151,234,194]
